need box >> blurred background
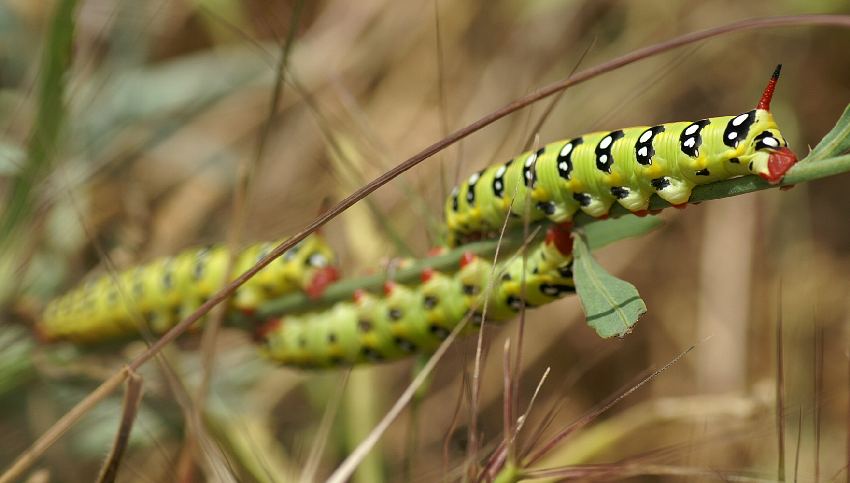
[1,0,849,481]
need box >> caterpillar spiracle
[445,65,798,245]
[258,225,575,368]
[37,235,339,344]
[259,66,799,369]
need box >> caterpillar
[258,225,575,368]
[39,67,799,367]
[37,235,339,344]
[445,65,797,245]
[258,66,799,369]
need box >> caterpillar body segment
[446,66,797,245]
[259,226,575,368]
[38,235,339,344]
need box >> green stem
[249,150,850,319]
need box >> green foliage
[584,215,663,250]
[0,0,76,246]
[572,232,646,338]
[806,103,850,162]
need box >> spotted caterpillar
[445,66,797,245]
[37,235,339,344]
[258,66,799,368]
[258,226,574,368]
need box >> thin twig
[95,370,144,483]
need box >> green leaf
[584,215,663,250]
[0,0,76,247]
[807,103,850,162]
[572,232,646,338]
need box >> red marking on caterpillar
[763,146,798,184]
[546,224,574,256]
[460,252,476,268]
[757,64,782,111]
[353,289,367,304]
[255,318,283,341]
[427,246,445,257]
[673,203,687,210]
[307,266,340,299]
[421,267,435,283]
[383,281,396,295]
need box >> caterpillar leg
[650,175,694,207]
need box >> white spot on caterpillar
[451,187,458,196]
[309,253,327,267]
[732,113,749,126]
[727,131,738,140]
[598,154,608,164]
[558,161,569,171]
[683,137,696,148]
[525,153,537,167]
[599,136,613,149]
[762,136,779,147]
[495,165,507,177]
[685,124,699,135]
[468,172,480,184]
[637,146,648,157]
[639,130,653,143]
[494,180,503,190]
[560,143,573,157]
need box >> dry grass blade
[300,371,350,483]
[776,285,786,481]
[502,339,514,465]
[479,367,551,481]
[95,370,144,483]
[324,311,476,483]
[522,463,776,481]
[815,324,824,483]
[525,344,696,466]
[194,0,305,451]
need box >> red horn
[757,64,782,111]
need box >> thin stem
[251,152,850,317]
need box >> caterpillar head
[739,65,797,184]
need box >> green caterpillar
[445,65,797,245]
[258,225,575,368]
[37,235,339,344]
[39,66,799,368]
[259,66,798,369]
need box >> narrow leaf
[572,232,646,338]
[807,103,850,162]
[585,215,663,250]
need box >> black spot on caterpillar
[38,235,339,344]
[445,66,797,246]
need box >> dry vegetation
[1,0,850,481]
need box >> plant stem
[251,151,850,318]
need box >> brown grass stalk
[95,370,144,483]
